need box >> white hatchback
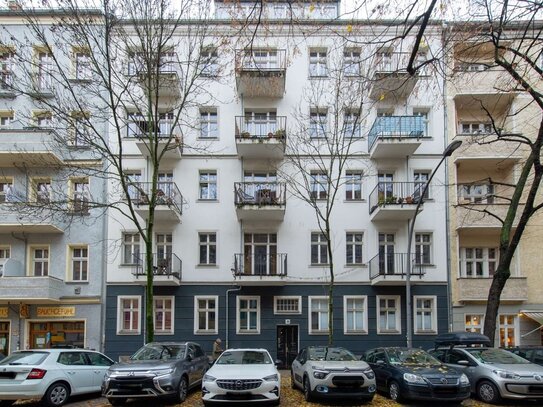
[202,348,280,405]
[0,349,114,407]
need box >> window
[346,232,363,265]
[117,296,141,334]
[414,296,437,334]
[309,296,329,334]
[71,179,90,214]
[31,247,49,276]
[309,50,327,77]
[413,171,430,200]
[74,52,91,80]
[199,171,217,200]
[344,296,367,334]
[156,233,172,273]
[309,109,327,138]
[72,116,90,147]
[125,171,141,201]
[199,232,217,265]
[200,110,218,139]
[344,111,361,138]
[415,233,432,265]
[274,296,301,315]
[70,246,88,281]
[35,112,53,128]
[458,183,495,204]
[0,112,13,128]
[311,232,328,265]
[122,232,140,264]
[345,171,363,200]
[0,50,13,89]
[413,109,429,135]
[377,295,401,334]
[459,122,492,134]
[343,49,361,76]
[32,179,52,203]
[154,296,174,335]
[310,171,328,200]
[465,314,484,333]
[242,49,278,70]
[243,233,278,275]
[0,246,9,276]
[200,48,218,76]
[0,179,13,203]
[195,296,218,334]
[237,296,260,334]
[459,247,497,277]
[36,51,53,91]
[499,314,517,347]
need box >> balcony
[368,252,425,286]
[235,49,286,97]
[233,253,287,285]
[0,275,64,303]
[128,54,180,98]
[126,119,182,159]
[368,116,429,158]
[0,129,64,167]
[452,65,514,96]
[0,200,64,233]
[369,182,424,222]
[28,74,55,98]
[235,116,286,159]
[131,181,183,222]
[0,71,15,98]
[369,52,423,100]
[234,182,286,221]
[132,253,182,286]
[456,277,527,303]
[453,132,522,162]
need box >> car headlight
[153,368,174,376]
[313,370,329,379]
[403,373,426,384]
[493,370,520,380]
[263,374,279,382]
[363,368,375,379]
[203,374,216,383]
[459,374,470,384]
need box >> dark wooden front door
[277,325,298,369]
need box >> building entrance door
[0,322,9,355]
[276,325,298,369]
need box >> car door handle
[67,371,76,375]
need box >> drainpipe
[99,159,109,352]
[225,286,241,349]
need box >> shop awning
[520,310,543,338]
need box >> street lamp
[405,140,462,348]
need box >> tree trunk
[326,223,334,346]
[483,266,510,345]
[145,234,154,343]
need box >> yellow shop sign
[37,306,76,317]
[0,308,7,318]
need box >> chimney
[7,1,22,11]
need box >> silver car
[0,349,114,407]
[430,346,543,403]
[291,346,376,402]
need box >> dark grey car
[102,342,208,405]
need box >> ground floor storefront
[105,284,449,363]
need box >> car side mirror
[457,360,470,366]
[186,354,193,362]
[275,359,282,367]
[376,359,385,365]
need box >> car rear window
[216,350,272,365]
[0,351,49,365]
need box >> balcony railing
[235,49,287,72]
[369,181,426,214]
[368,116,427,151]
[132,253,182,280]
[234,182,286,206]
[373,52,427,74]
[126,120,179,139]
[0,71,12,90]
[368,252,425,280]
[127,53,179,76]
[235,116,287,140]
[129,181,183,215]
[233,253,287,277]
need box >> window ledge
[197,199,219,203]
[414,330,438,335]
[196,264,219,268]
[198,137,219,141]
[236,331,261,335]
[194,331,219,336]
[65,281,89,285]
[345,263,367,268]
[344,331,368,335]
[377,330,401,335]
[344,199,366,203]
[309,264,330,268]
[120,263,137,267]
[116,331,141,336]
[308,331,330,336]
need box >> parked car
[362,347,471,403]
[202,348,280,405]
[0,348,114,407]
[429,331,543,404]
[102,341,208,405]
[506,346,543,366]
[290,346,376,402]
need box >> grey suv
[102,342,208,405]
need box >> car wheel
[43,382,70,407]
[0,401,14,407]
[175,375,189,403]
[477,380,501,404]
[107,398,126,406]
[303,376,313,402]
[290,371,296,389]
[388,380,403,403]
[272,398,281,406]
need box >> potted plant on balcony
[405,196,414,204]
[275,129,286,139]
[241,131,250,138]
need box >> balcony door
[244,172,277,203]
[157,172,173,203]
[378,233,395,275]
[244,111,277,137]
[244,233,277,276]
[155,233,172,274]
[378,173,394,201]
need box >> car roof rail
[434,332,491,350]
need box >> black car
[362,347,471,403]
[506,347,543,366]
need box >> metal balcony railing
[234,182,286,206]
[129,181,183,215]
[373,52,427,74]
[235,49,287,72]
[0,71,12,90]
[126,119,181,139]
[132,253,182,280]
[368,252,425,280]
[235,116,287,141]
[368,116,428,151]
[233,253,287,277]
[369,182,427,214]
[127,53,179,76]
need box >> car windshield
[386,349,441,365]
[131,344,186,361]
[307,347,357,362]
[0,351,49,366]
[216,350,272,365]
[465,348,531,364]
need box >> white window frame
[344,111,361,138]
[122,232,140,265]
[236,296,260,335]
[413,295,438,334]
[308,296,329,335]
[413,171,431,200]
[343,295,368,334]
[154,296,174,335]
[116,295,141,335]
[0,245,10,276]
[414,232,433,265]
[309,109,327,138]
[459,122,492,134]
[346,231,364,265]
[309,49,327,77]
[310,171,328,200]
[200,48,219,76]
[69,245,89,282]
[29,245,49,277]
[74,52,92,80]
[0,113,13,128]
[274,296,302,315]
[458,183,495,204]
[200,109,218,139]
[198,232,217,265]
[199,170,218,200]
[311,232,328,265]
[376,295,401,334]
[465,314,485,333]
[0,179,14,203]
[459,247,498,278]
[343,49,361,76]
[194,295,219,335]
[345,171,363,200]
[498,314,518,347]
